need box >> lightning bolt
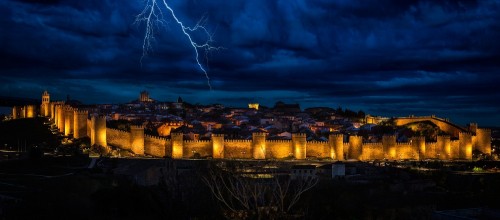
[135,0,221,90]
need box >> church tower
[41,90,50,117]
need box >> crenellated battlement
[226,139,252,143]
[307,140,328,144]
[184,140,211,143]
[292,133,307,137]
[74,109,88,114]
[396,142,412,146]
[330,134,344,138]
[212,134,225,137]
[477,128,491,132]
[253,132,267,137]
[144,134,167,141]
[107,127,129,133]
[130,125,144,129]
[266,140,291,143]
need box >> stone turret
[171,133,184,159]
[41,90,50,117]
[212,134,225,159]
[73,110,88,139]
[459,132,472,160]
[411,136,426,160]
[252,132,267,159]
[475,128,491,155]
[349,135,363,160]
[91,115,107,147]
[329,134,344,161]
[64,106,73,136]
[25,105,35,118]
[56,105,64,133]
[130,125,145,155]
[382,135,397,160]
[292,133,307,159]
[437,135,450,159]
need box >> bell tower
[41,90,50,117]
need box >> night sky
[1,0,499,126]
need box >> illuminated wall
[307,141,329,158]
[157,122,183,136]
[107,128,131,150]
[361,143,384,160]
[266,140,292,159]
[144,135,166,157]
[394,116,464,138]
[183,140,212,158]
[425,142,438,159]
[397,142,417,159]
[224,140,252,159]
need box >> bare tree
[202,161,318,219]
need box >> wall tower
[212,134,225,159]
[64,106,73,136]
[382,135,397,160]
[329,134,344,160]
[437,135,450,159]
[349,135,363,160]
[252,132,267,159]
[130,125,145,155]
[91,115,107,147]
[73,110,88,139]
[292,133,307,159]
[41,90,50,117]
[171,133,184,159]
[459,132,472,160]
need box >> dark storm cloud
[0,0,499,125]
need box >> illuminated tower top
[248,103,259,110]
[42,90,50,104]
[140,91,152,103]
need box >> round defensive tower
[252,132,267,159]
[212,134,225,159]
[171,133,184,159]
[73,110,88,139]
[292,133,307,160]
[130,125,145,155]
[91,115,107,147]
[349,135,363,160]
[411,136,425,160]
[329,134,344,160]
[25,105,35,118]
